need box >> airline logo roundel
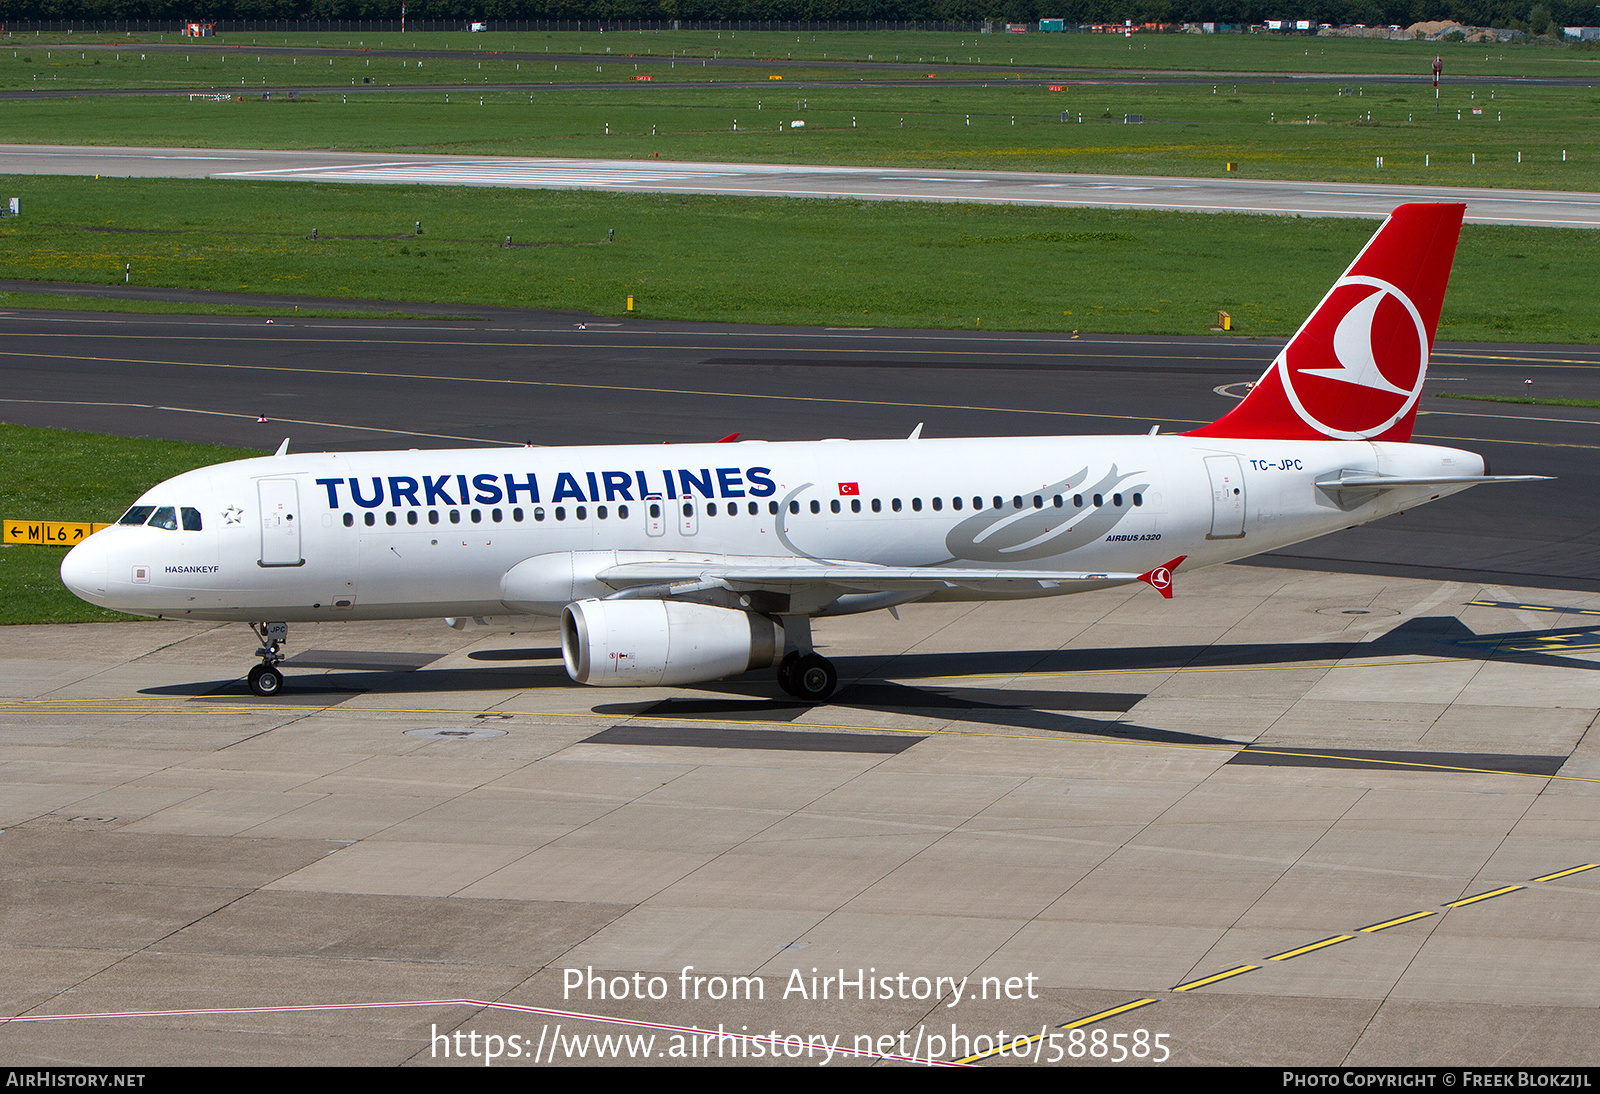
[1278,275,1428,440]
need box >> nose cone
[61,536,109,606]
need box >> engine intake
[562,599,784,687]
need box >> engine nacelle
[562,599,784,687]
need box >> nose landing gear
[247,622,288,697]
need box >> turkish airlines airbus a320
[61,203,1540,701]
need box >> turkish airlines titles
[314,465,780,510]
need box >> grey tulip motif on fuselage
[942,465,1150,563]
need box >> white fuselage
[61,433,1483,623]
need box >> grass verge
[0,291,480,320]
[1432,392,1600,408]
[0,424,258,625]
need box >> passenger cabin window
[343,513,354,527]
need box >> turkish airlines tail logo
[1188,203,1464,443]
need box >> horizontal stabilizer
[1316,473,1550,489]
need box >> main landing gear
[247,622,288,697]
[777,652,838,703]
[773,615,837,702]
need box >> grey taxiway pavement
[2,303,1599,1066]
[4,572,1599,1066]
[4,144,1599,228]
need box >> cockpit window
[148,506,179,531]
[181,507,203,531]
[118,505,155,526]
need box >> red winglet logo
[1138,556,1186,599]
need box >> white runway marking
[5,145,1598,226]
[209,160,1600,226]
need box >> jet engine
[562,599,784,687]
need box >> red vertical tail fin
[1188,203,1464,442]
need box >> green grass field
[0,424,256,624]
[0,291,471,320]
[0,175,1593,342]
[3,27,1598,191]
[7,28,1600,79]
[0,81,1595,190]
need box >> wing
[594,556,1187,599]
